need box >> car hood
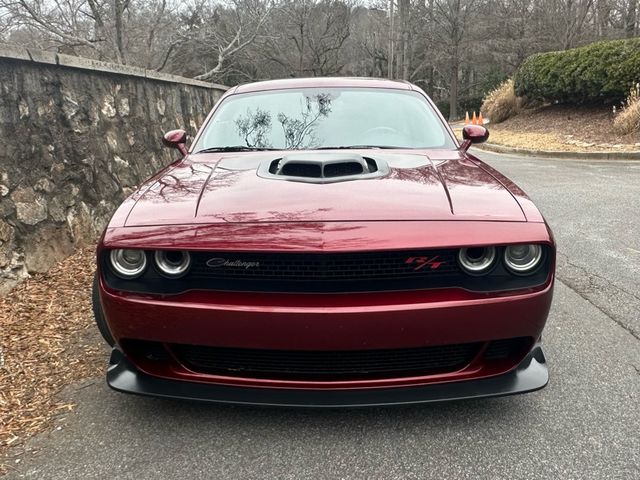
[123,150,526,226]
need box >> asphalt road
[4,151,640,480]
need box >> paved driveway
[4,151,640,480]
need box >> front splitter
[106,346,548,407]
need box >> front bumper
[107,344,548,407]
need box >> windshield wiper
[194,146,279,153]
[315,145,404,150]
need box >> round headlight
[109,249,147,279]
[504,244,543,274]
[458,246,496,275]
[154,250,191,277]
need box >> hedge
[513,38,640,104]
[436,96,484,120]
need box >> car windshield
[193,87,456,152]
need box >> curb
[474,142,640,160]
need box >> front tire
[92,273,115,346]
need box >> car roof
[232,77,414,94]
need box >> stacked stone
[0,46,227,293]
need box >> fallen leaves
[483,104,640,152]
[0,248,106,474]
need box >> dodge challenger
[93,77,555,406]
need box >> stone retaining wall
[0,46,228,293]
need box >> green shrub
[435,100,450,119]
[459,95,484,116]
[514,38,640,104]
[436,96,484,121]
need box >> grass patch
[613,84,640,135]
[481,79,519,124]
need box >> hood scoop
[257,152,389,184]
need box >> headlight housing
[504,244,543,274]
[457,246,496,275]
[154,250,191,278]
[109,249,147,279]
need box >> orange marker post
[471,111,477,125]
[465,111,470,125]
[478,112,484,125]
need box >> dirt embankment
[485,105,640,152]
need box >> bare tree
[388,0,395,77]
[625,0,638,36]
[113,0,129,63]
[432,0,480,119]
[303,1,352,76]
[349,5,388,77]
[0,0,182,66]
[0,0,108,56]
[258,0,352,77]
[397,0,410,79]
[190,0,274,81]
[125,0,182,70]
[1,0,638,120]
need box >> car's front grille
[101,247,551,295]
[172,342,482,380]
[189,250,460,281]
[182,249,465,292]
[483,337,531,360]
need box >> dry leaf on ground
[0,248,106,474]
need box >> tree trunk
[398,0,410,80]
[86,0,107,60]
[114,0,128,64]
[626,0,638,37]
[427,0,435,96]
[298,22,305,76]
[388,0,395,79]
[428,66,435,97]
[449,44,459,121]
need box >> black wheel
[92,273,115,346]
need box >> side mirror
[162,129,188,157]
[460,125,489,152]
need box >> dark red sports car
[93,77,554,406]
